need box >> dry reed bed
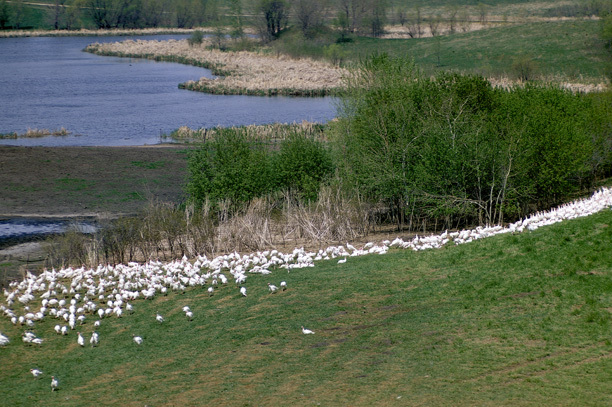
[0,128,72,139]
[44,188,376,268]
[488,76,608,93]
[85,39,347,96]
[167,121,328,143]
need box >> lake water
[0,218,97,247]
[0,35,337,147]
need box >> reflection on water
[0,218,97,242]
[0,35,336,147]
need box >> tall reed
[43,188,374,268]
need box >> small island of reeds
[84,39,346,97]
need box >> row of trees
[0,0,390,38]
[0,0,222,30]
[256,0,389,40]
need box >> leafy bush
[274,133,334,201]
[188,30,204,46]
[187,126,334,209]
[186,129,275,210]
[333,53,609,229]
[510,55,540,81]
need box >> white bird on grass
[268,283,278,293]
[338,257,347,264]
[156,313,164,323]
[182,306,191,313]
[185,311,193,320]
[90,332,99,347]
[301,326,315,335]
[133,335,143,345]
[207,286,214,296]
[51,376,58,392]
[280,281,287,291]
[30,368,43,377]
[94,320,101,328]
[61,326,68,335]
[0,333,10,346]
[77,332,84,347]
[240,286,247,297]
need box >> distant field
[1,208,612,405]
[341,19,607,82]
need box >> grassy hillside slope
[341,19,606,81]
[1,208,612,405]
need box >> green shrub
[510,55,540,81]
[188,30,204,46]
[187,126,334,209]
[186,129,275,210]
[274,133,334,201]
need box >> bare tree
[396,7,406,26]
[477,3,488,25]
[406,6,423,38]
[256,0,288,41]
[367,0,386,37]
[51,0,67,30]
[174,0,196,28]
[336,0,369,33]
[428,13,441,37]
[459,8,470,32]
[293,0,327,38]
[446,5,458,34]
[141,0,170,28]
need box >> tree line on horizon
[0,0,388,35]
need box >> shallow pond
[0,35,337,147]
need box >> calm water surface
[0,35,336,147]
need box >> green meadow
[332,19,607,81]
[1,209,612,406]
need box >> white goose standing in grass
[268,283,278,293]
[51,376,58,392]
[30,368,43,377]
[133,335,143,345]
[0,333,9,346]
[240,286,247,297]
[301,326,315,335]
[90,332,99,347]
[77,332,84,347]
[156,313,164,323]
[337,257,347,264]
[280,281,287,291]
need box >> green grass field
[1,208,612,406]
[339,19,607,82]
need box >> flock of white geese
[1,187,612,392]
